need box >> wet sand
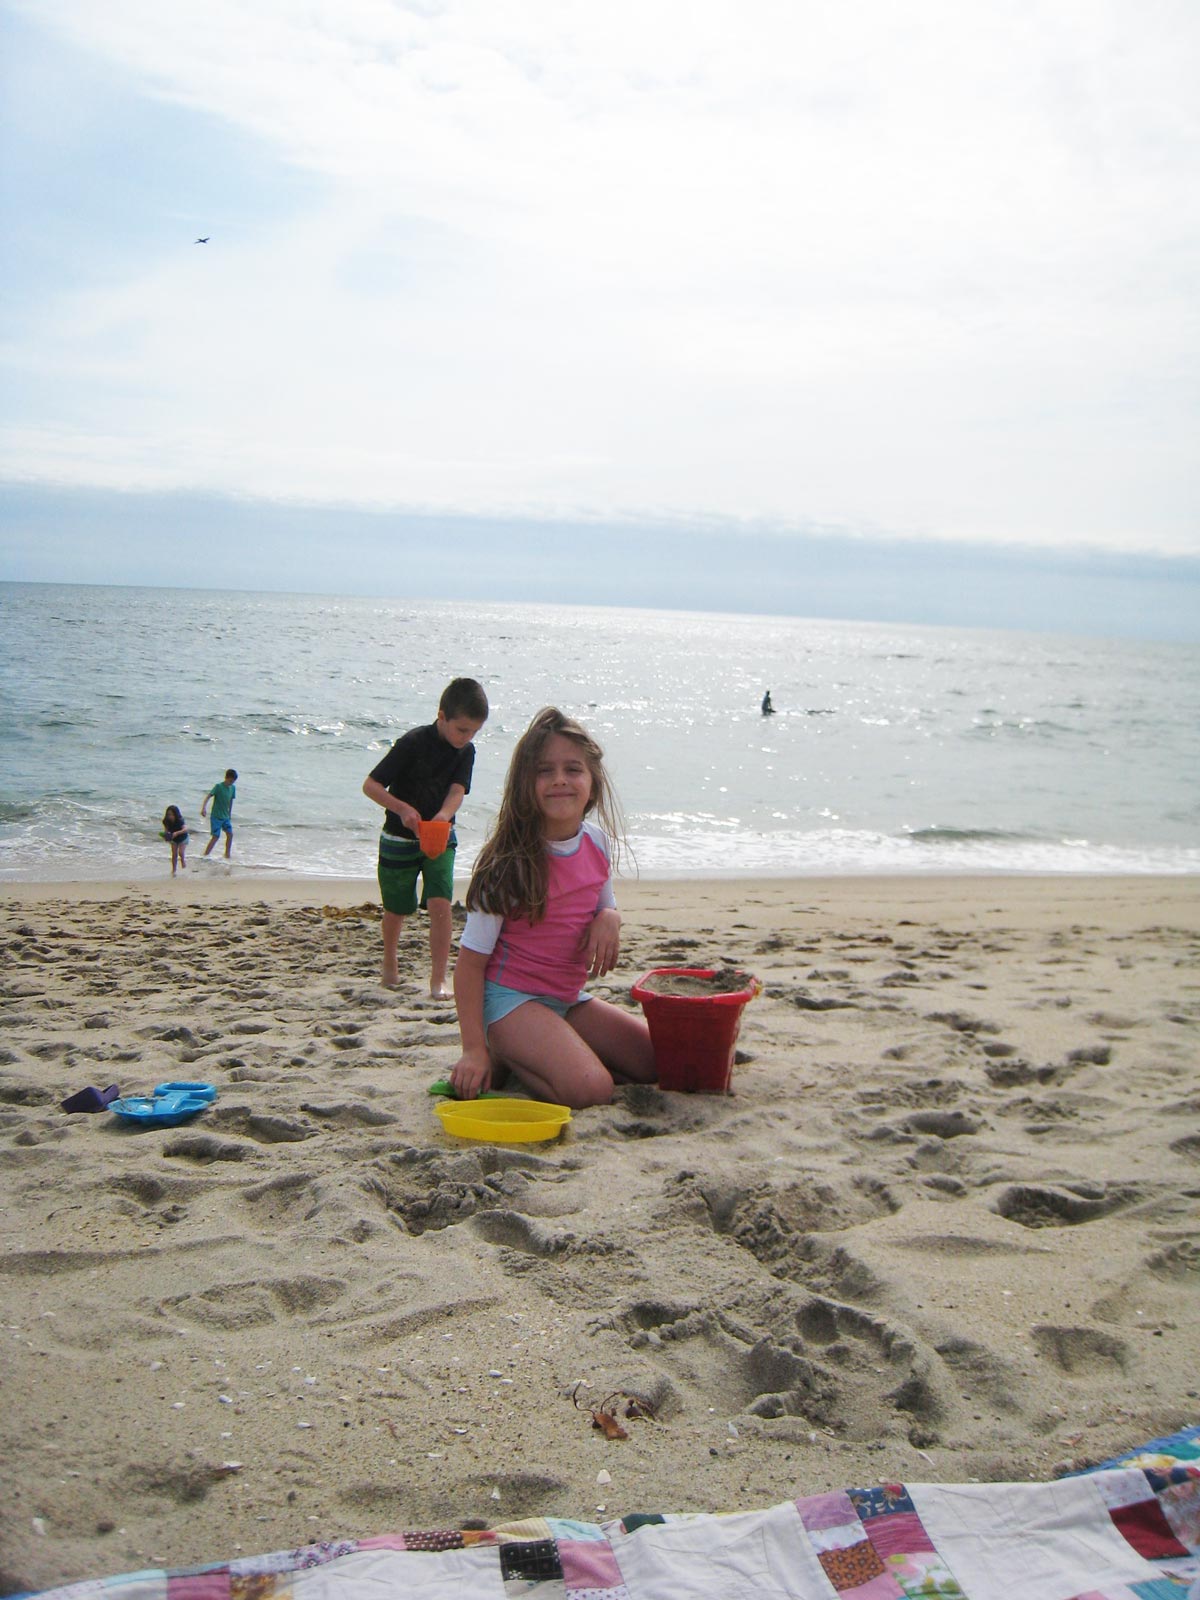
[1,873,1197,1593]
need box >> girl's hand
[449,1047,494,1101]
[583,907,622,978]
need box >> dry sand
[1,872,1197,1593]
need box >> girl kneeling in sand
[449,707,657,1110]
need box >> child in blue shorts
[362,678,488,996]
[201,769,237,859]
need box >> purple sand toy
[61,1084,120,1113]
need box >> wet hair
[439,678,489,723]
[163,805,183,828]
[225,769,238,782]
[467,707,623,922]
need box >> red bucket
[631,968,762,1094]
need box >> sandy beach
[1,871,1197,1594]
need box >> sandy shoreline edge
[2,873,1197,1592]
[3,868,1197,916]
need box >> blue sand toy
[110,1081,217,1127]
[154,1081,218,1103]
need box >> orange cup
[418,819,451,858]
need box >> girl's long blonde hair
[467,707,624,922]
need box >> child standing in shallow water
[449,707,657,1110]
[161,805,188,874]
[201,768,237,858]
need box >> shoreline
[3,868,1198,904]
[2,871,1198,1591]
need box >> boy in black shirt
[363,678,489,995]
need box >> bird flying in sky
[194,236,209,243]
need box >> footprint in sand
[984,1058,1062,1088]
[209,1107,319,1143]
[470,1209,577,1257]
[381,1141,585,1236]
[900,1110,984,1139]
[298,1099,397,1129]
[992,1181,1146,1228]
[118,1459,246,1508]
[605,1299,839,1425]
[924,1010,1002,1037]
[337,1471,567,1527]
[163,1131,255,1163]
[678,1173,895,1306]
[240,1171,319,1221]
[1030,1324,1129,1375]
[161,1273,348,1330]
[607,1292,961,1443]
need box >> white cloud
[2,0,1198,553]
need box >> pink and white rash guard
[460,821,617,1004]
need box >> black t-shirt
[368,723,475,840]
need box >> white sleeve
[460,909,503,955]
[582,821,617,911]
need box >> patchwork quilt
[31,1425,1200,1600]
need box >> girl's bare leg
[567,997,657,1084]
[489,998,657,1107]
[488,1003,617,1109]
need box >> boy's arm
[362,777,421,833]
[433,782,468,823]
[200,788,211,817]
[448,946,493,1100]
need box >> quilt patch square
[166,1576,231,1600]
[798,1490,862,1531]
[1129,1581,1200,1599]
[885,1547,967,1597]
[819,1540,887,1588]
[810,1521,872,1555]
[1096,1469,1166,1513]
[557,1538,625,1590]
[498,1540,561,1582]
[1110,1498,1190,1559]
[398,1531,466,1553]
[229,1576,285,1600]
[1158,1477,1200,1549]
[849,1486,918,1520]
[864,1510,937,1559]
[618,1515,666,1533]
[841,1578,905,1600]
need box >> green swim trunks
[377,832,456,915]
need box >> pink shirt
[462,823,614,1003]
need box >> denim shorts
[482,979,591,1033]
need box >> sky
[1,1,1198,639]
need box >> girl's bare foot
[382,971,400,990]
[430,983,451,1000]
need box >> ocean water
[1,582,1198,882]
